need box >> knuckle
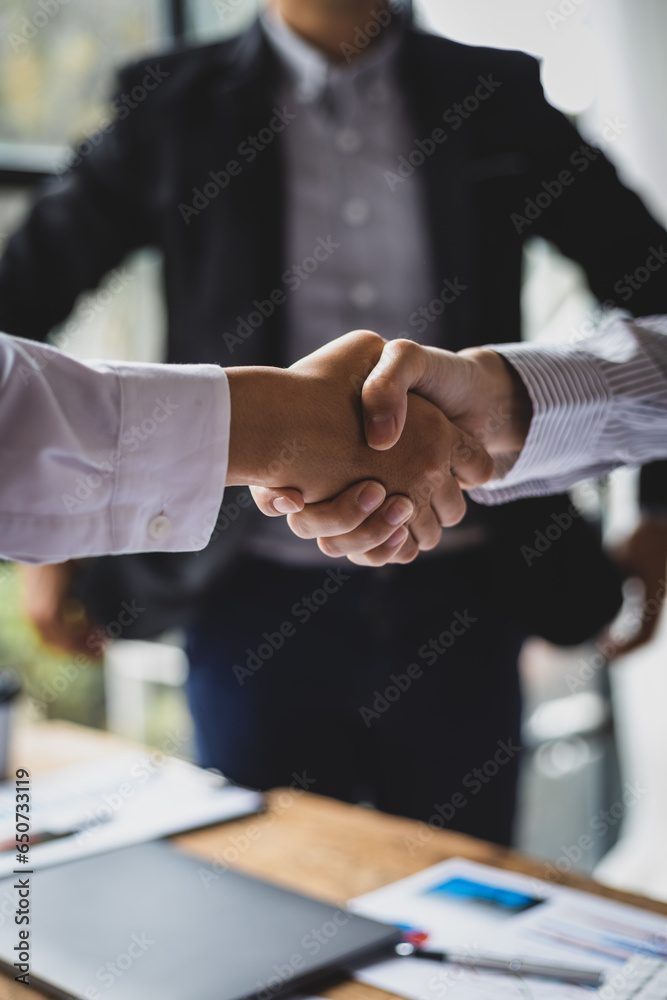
[365,371,398,393]
[362,371,404,408]
[441,498,466,527]
[352,329,384,349]
[355,522,390,550]
[286,515,313,539]
[317,535,343,557]
[392,338,418,361]
[355,541,393,566]
[420,527,442,551]
[324,511,352,536]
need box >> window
[0,0,180,361]
[0,0,168,150]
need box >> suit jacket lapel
[202,25,289,367]
[397,29,476,352]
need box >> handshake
[226,331,532,566]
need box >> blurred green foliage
[0,563,194,755]
[0,562,105,727]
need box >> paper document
[350,858,667,1000]
[0,750,263,876]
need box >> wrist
[458,348,532,453]
[226,366,292,486]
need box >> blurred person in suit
[2,0,667,844]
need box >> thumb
[361,339,431,450]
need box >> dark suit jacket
[1,21,665,640]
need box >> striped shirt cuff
[470,316,667,504]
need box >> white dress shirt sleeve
[470,315,667,504]
[0,333,230,563]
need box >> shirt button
[342,197,371,227]
[148,514,171,540]
[335,128,362,154]
[349,282,378,308]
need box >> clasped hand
[229,331,495,565]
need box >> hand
[361,339,532,460]
[231,331,494,558]
[251,480,422,565]
[606,518,667,657]
[19,562,101,658]
[251,337,529,564]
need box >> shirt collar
[261,4,403,104]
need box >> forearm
[470,315,667,504]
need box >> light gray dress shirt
[247,8,440,565]
[0,333,229,564]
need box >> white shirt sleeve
[0,333,230,563]
[470,315,667,505]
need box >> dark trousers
[184,552,525,846]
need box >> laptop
[0,840,401,1000]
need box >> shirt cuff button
[148,514,171,540]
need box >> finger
[361,339,428,450]
[450,429,495,489]
[345,525,419,567]
[407,454,468,529]
[315,495,414,557]
[407,504,443,551]
[430,476,468,528]
[286,482,400,541]
[250,486,305,516]
[385,527,421,564]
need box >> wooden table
[4,721,667,1000]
